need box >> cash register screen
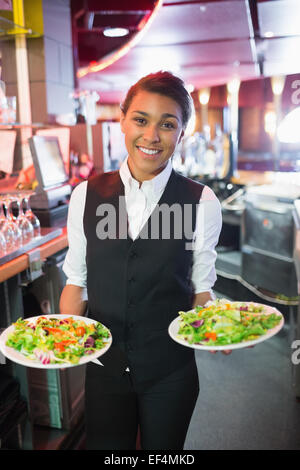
[29,136,69,189]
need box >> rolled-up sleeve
[191,185,222,294]
[63,181,88,288]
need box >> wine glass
[2,196,22,250]
[22,194,41,238]
[0,200,6,229]
[14,194,34,245]
[0,196,21,252]
[0,222,15,253]
[0,230,6,257]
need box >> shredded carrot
[204,331,217,341]
[198,307,210,317]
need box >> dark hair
[120,71,193,129]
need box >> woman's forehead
[128,90,182,120]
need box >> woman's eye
[134,118,146,125]
[162,122,175,129]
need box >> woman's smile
[136,145,163,158]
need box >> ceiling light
[199,88,210,105]
[264,110,276,137]
[271,75,286,96]
[264,31,274,38]
[227,78,241,94]
[103,27,129,38]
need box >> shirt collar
[119,156,172,194]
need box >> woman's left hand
[209,345,255,355]
[209,350,232,355]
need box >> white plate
[0,314,112,369]
[168,303,284,351]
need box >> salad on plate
[3,315,111,366]
[174,298,283,349]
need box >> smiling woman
[60,70,223,451]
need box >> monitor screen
[29,135,69,189]
[35,127,70,175]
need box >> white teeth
[138,146,160,155]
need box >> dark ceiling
[71,0,300,104]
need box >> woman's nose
[143,125,160,142]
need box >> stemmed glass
[0,200,6,229]
[0,196,22,252]
[0,230,6,257]
[0,201,7,256]
[22,193,41,238]
[4,196,22,249]
[14,194,34,245]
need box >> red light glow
[77,0,164,78]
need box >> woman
[60,71,222,450]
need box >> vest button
[130,251,137,259]
[128,277,135,283]
[127,300,134,307]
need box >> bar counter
[0,227,68,283]
[0,225,83,450]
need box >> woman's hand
[209,345,255,355]
[209,350,232,355]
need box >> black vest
[83,169,204,385]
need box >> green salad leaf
[5,316,111,365]
[177,299,282,347]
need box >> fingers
[209,349,232,355]
[209,346,253,355]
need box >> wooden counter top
[0,227,68,283]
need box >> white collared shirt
[63,157,222,296]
